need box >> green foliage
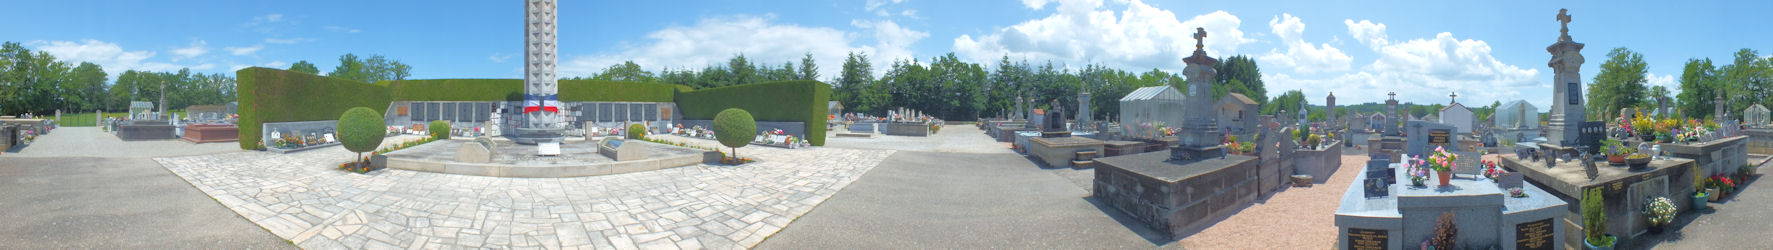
[235,67,393,150]
[1678,58,1720,119]
[389,79,687,102]
[834,52,877,115]
[1263,90,1308,115]
[1719,48,1773,116]
[327,53,411,82]
[590,61,656,82]
[677,80,830,146]
[429,120,450,139]
[337,107,386,155]
[289,61,320,74]
[626,123,647,140]
[1213,55,1268,106]
[1582,187,1612,247]
[1588,47,1650,122]
[713,108,756,158]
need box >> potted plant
[1509,187,1528,198]
[1431,211,1458,250]
[1643,196,1676,234]
[1632,114,1655,141]
[1626,152,1652,170]
[1693,165,1710,210]
[1583,188,1615,250]
[1599,138,1631,165]
[1407,155,1430,187]
[1428,146,1459,186]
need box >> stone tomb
[1660,136,1748,177]
[115,119,178,141]
[1094,152,1259,240]
[1336,162,1567,250]
[597,138,649,161]
[1028,136,1105,168]
[181,123,239,143]
[1499,154,1699,247]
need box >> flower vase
[1708,188,1722,202]
[1437,170,1453,186]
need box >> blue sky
[5,0,1770,110]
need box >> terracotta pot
[1437,170,1453,186]
[1607,155,1626,165]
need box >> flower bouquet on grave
[1509,187,1528,198]
[1428,146,1459,186]
[1643,196,1676,234]
[1406,155,1430,187]
[1482,160,1506,182]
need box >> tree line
[1589,47,1772,121]
[585,52,1275,122]
[0,40,415,116]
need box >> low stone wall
[182,124,240,143]
[677,120,806,139]
[1746,128,1773,154]
[1093,153,1260,240]
[1293,140,1344,184]
[1661,136,1748,177]
[1028,137,1105,168]
[117,121,178,141]
[883,123,931,137]
[849,122,878,133]
[0,125,15,151]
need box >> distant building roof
[1120,86,1185,102]
[130,101,154,109]
[1225,93,1258,105]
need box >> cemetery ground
[4,126,1772,248]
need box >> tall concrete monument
[1077,88,1092,131]
[1545,8,1586,147]
[515,0,565,144]
[1327,92,1337,130]
[1169,27,1224,162]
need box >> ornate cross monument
[515,0,565,144]
[1169,27,1225,163]
[1546,8,1587,147]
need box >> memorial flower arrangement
[1508,187,1527,198]
[1481,160,1506,181]
[373,136,440,154]
[1406,155,1430,187]
[1709,174,1737,195]
[1427,146,1458,172]
[1643,196,1676,232]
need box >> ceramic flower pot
[1708,188,1722,202]
[1693,191,1709,210]
[1607,155,1626,165]
[1437,170,1453,186]
[1584,234,1616,250]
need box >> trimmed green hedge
[676,80,830,146]
[390,79,688,102]
[236,67,393,149]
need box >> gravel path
[1177,154,1370,249]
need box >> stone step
[1071,160,1095,168]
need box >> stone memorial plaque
[614,103,629,121]
[1346,228,1388,250]
[441,103,457,122]
[631,103,646,121]
[598,103,614,122]
[1427,129,1452,148]
[1515,218,1554,250]
[1501,173,1524,190]
[324,134,335,143]
[644,103,658,120]
[1363,178,1389,198]
[1567,82,1580,105]
[411,103,427,122]
[538,142,561,156]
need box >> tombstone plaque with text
[1346,228,1389,250]
[1515,218,1554,250]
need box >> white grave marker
[538,142,561,156]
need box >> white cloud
[560,15,925,79]
[225,45,264,56]
[902,9,918,18]
[1022,0,1051,10]
[1264,20,1539,106]
[245,14,290,34]
[265,61,287,68]
[953,0,1254,72]
[864,0,904,11]
[1257,13,1351,74]
[325,26,360,33]
[489,53,514,63]
[170,40,209,58]
[1646,73,1676,89]
[31,39,215,78]
[1343,19,1389,50]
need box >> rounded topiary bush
[430,120,451,139]
[337,107,386,160]
[627,123,648,140]
[713,108,756,159]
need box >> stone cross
[1193,27,1207,50]
[1449,92,1457,104]
[1557,9,1572,41]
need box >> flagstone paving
[155,138,891,249]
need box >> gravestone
[1545,9,1587,147]
[1404,121,1457,156]
[1166,27,1226,163]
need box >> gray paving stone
[154,137,891,249]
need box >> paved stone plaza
[154,136,891,249]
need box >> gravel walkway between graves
[759,150,1163,248]
[1631,158,1773,249]
[0,128,292,249]
[1175,154,1369,249]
